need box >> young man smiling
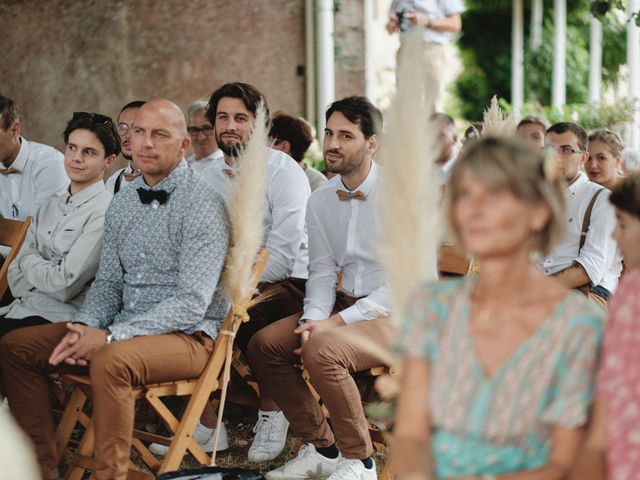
[0,111,117,338]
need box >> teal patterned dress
[402,279,605,478]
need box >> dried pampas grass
[221,103,268,309]
[482,95,515,138]
[377,29,440,331]
[212,103,268,464]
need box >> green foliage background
[455,0,628,121]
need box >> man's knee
[89,345,132,387]
[302,330,341,373]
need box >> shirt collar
[137,159,188,193]
[11,137,30,171]
[567,172,587,194]
[66,180,108,207]
[340,160,379,197]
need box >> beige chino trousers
[0,322,213,480]
[247,292,393,459]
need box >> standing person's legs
[0,322,75,479]
[422,43,449,113]
[301,318,393,460]
[89,331,213,480]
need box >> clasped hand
[293,314,345,355]
[49,323,108,367]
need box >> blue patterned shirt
[74,160,230,341]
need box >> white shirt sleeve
[339,284,391,324]
[575,190,617,286]
[261,165,310,283]
[301,203,340,321]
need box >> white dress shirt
[302,161,391,324]
[391,0,465,44]
[200,147,310,282]
[187,149,223,174]
[0,181,111,322]
[540,173,622,293]
[0,137,68,220]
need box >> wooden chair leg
[56,387,89,458]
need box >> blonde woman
[586,129,625,191]
[393,137,605,479]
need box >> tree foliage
[455,0,627,121]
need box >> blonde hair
[445,136,566,256]
[588,128,625,158]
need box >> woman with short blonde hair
[393,136,605,479]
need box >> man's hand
[293,314,345,355]
[405,10,430,28]
[49,323,109,366]
[386,14,399,34]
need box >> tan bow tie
[336,189,366,201]
[0,167,21,176]
[222,169,236,179]
[122,171,142,182]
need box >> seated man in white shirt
[432,112,459,186]
[148,83,310,459]
[248,96,391,480]
[185,99,222,173]
[0,95,68,221]
[105,100,145,194]
[0,111,117,338]
[541,122,622,306]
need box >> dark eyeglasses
[72,111,113,127]
[187,125,214,136]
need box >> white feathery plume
[212,104,268,464]
[482,95,516,138]
[221,103,268,308]
[377,29,441,331]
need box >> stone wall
[0,0,366,156]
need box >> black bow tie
[137,188,169,205]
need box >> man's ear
[9,121,20,137]
[180,136,191,157]
[582,150,590,165]
[104,154,117,170]
[366,134,379,155]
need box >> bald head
[130,98,191,187]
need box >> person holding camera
[386,0,464,112]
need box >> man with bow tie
[0,95,68,221]
[248,96,391,480]
[0,99,230,480]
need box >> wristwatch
[105,328,114,345]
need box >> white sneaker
[148,421,229,456]
[248,410,290,462]
[265,443,341,480]
[327,458,377,480]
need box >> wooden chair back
[0,217,31,299]
[57,249,269,479]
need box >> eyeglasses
[187,125,214,136]
[545,145,584,156]
[117,122,131,135]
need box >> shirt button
[66,272,74,279]
[545,269,550,274]
[568,218,573,223]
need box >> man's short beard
[216,135,244,158]
[122,152,132,161]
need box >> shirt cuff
[338,304,366,325]
[300,306,331,324]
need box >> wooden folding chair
[0,216,31,299]
[57,249,269,479]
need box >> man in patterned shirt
[0,99,230,480]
